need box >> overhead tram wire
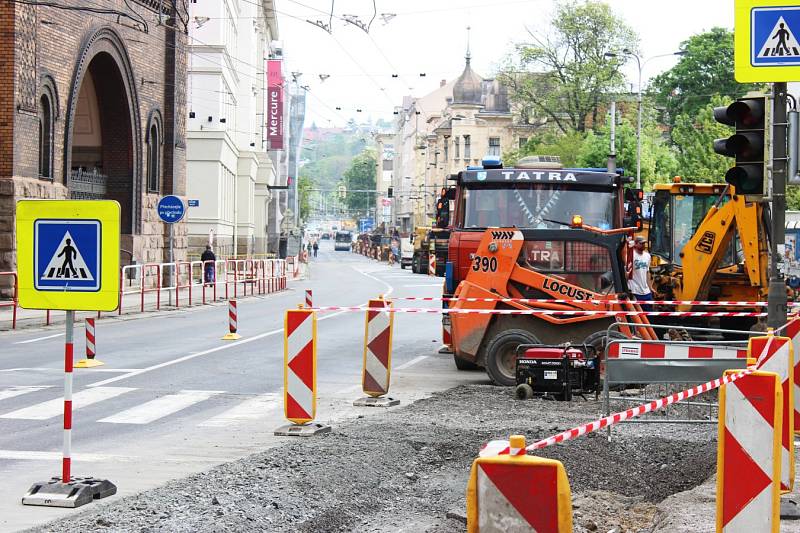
[33,0,383,126]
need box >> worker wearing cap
[627,236,654,310]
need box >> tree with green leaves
[499,0,638,133]
[576,111,677,189]
[503,131,586,167]
[670,95,734,183]
[649,28,760,132]
[297,175,313,222]
[343,149,377,214]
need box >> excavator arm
[678,193,767,301]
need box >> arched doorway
[65,28,141,237]
[69,53,134,233]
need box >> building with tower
[392,44,529,231]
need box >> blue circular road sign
[157,195,186,224]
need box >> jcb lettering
[694,231,716,255]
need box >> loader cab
[648,183,739,267]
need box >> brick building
[0,0,189,275]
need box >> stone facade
[0,1,189,279]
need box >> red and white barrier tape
[388,296,795,308]
[307,306,767,318]
[487,335,777,456]
[525,369,752,452]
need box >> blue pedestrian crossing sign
[735,1,800,81]
[16,200,120,311]
[34,220,100,291]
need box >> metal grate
[68,169,107,200]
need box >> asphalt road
[0,240,485,532]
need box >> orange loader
[449,225,657,385]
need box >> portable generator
[514,344,599,401]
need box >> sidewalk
[0,276,289,332]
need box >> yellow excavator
[647,179,770,331]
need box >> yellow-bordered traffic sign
[16,200,120,311]
[735,0,800,82]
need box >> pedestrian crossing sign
[735,0,800,81]
[16,200,120,311]
[35,221,100,291]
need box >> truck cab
[445,156,629,294]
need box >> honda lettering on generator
[442,156,650,385]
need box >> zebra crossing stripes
[98,390,222,425]
[0,386,135,420]
[0,385,53,402]
[198,393,280,428]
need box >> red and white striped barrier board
[283,308,317,425]
[717,369,781,532]
[752,335,795,492]
[221,300,241,340]
[305,289,312,308]
[361,299,393,398]
[85,318,95,359]
[307,305,767,318]
[783,317,800,434]
[442,316,452,348]
[428,254,435,276]
[75,317,104,368]
[608,342,748,359]
[467,435,572,532]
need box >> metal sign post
[157,195,186,306]
[734,1,797,328]
[15,199,120,508]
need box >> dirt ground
[28,384,719,533]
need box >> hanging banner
[267,59,284,150]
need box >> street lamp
[604,49,686,189]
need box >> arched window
[38,93,53,179]
[147,122,160,193]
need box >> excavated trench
[31,384,716,533]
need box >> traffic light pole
[768,82,788,329]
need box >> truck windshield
[462,184,615,229]
[335,232,352,243]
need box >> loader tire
[453,354,479,371]
[485,329,540,386]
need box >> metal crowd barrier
[0,271,18,329]
[0,258,289,330]
[602,322,757,430]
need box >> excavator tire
[484,329,540,386]
[453,354,479,371]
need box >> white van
[400,237,413,269]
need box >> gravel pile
[30,384,718,533]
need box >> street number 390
[472,255,498,272]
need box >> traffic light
[712,96,767,195]
[623,188,644,230]
[387,186,393,198]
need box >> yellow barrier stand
[717,370,781,532]
[466,435,572,532]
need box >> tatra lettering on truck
[461,168,619,186]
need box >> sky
[275,0,735,128]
